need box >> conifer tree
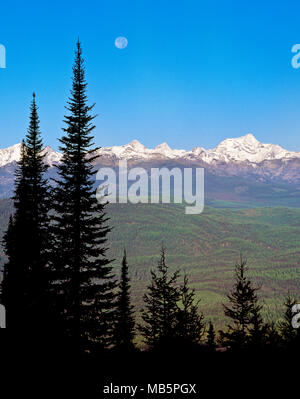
[207,321,216,352]
[220,256,261,350]
[113,250,135,351]
[175,274,205,345]
[139,246,180,349]
[50,41,116,352]
[248,304,268,349]
[1,94,51,332]
[264,321,281,350]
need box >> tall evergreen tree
[207,321,216,352]
[113,250,135,351]
[264,321,281,350]
[175,274,205,345]
[248,304,268,349]
[50,41,116,352]
[1,94,51,332]
[220,256,262,350]
[139,246,180,349]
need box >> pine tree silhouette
[1,94,51,334]
[50,41,116,353]
[220,255,262,351]
[175,274,205,346]
[139,246,180,349]
[248,304,268,350]
[113,250,135,351]
[264,322,281,350]
[207,321,216,352]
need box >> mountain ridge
[1,133,299,168]
[1,134,300,201]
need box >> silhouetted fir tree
[248,304,267,349]
[1,94,51,333]
[220,256,261,351]
[279,294,299,347]
[113,250,135,351]
[175,274,205,346]
[139,246,180,349]
[1,214,18,329]
[207,321,216,352]
[50,41,116,352]
[264,322,281,350]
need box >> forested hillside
[1,198,299,328]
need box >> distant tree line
[0,42,299,357]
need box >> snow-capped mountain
[42,146,63,166]
[91,133,300,165]
[0,143,22,167]
[96,139,188,161]
[0,143,62,168]
[202,134,299,164]
[1,133,299,167]
[0,134,300,188]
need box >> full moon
[115,36,128,49]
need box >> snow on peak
[127,139,146,151]
[1,134,299,167]
[211,133,296,163]
[216,133,259,150]
[0,143,22,167]
[244,133,259,142]
[154,142,172,153]
[42,146,62,166]
[0,143,61,168]
[238,133,259,143]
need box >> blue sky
[1,0,300,151]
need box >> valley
[0,198,299,330]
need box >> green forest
[1,199,300,332]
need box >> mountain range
[93,133,300,165]
[1,134,300,205]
